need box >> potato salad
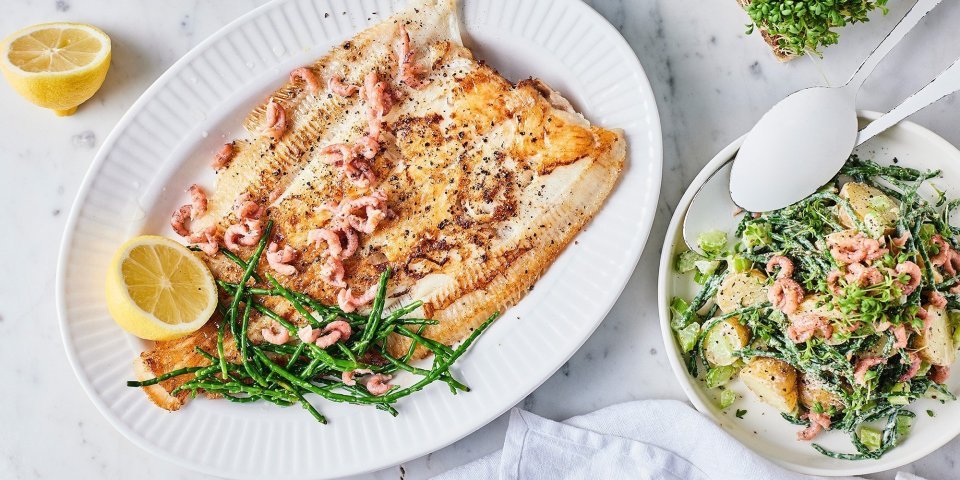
[672,157,960,459]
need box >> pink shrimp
[341,368,373,387]
[344,158,377,188]
[945,250,960,278]
[266,242,298,276]
[262,321,290,345]
[875,320,892,333]
[765,255,795,279]
[930,235,952,268]
[845,263,884,287]
[315,320,352,349]
[787,313,833,343]
[361,71,394,137]
[899,351,922,382]
[891,231,912,251]
[895,261,922,295]
[328,75,358,97]
[951,283,960,295]
[170,204,192,237]
[211,142,236,170]
[826,270,845,296]
[297,325,320,344]
[187,184,207,220]
[927,291,948,309]
[361,373,394,396]
[797,411,832,441]
[396,25,428,89]
[320,257,347,288]
[223,219,263,252]
[829,234,886,265]
[233,194,264,220]
[853,357,887,385]
[930,365,950,384]
[319,143,354,166]
[337,285,377,313]
[264,99,287,139]
[188,226,220,255]
[308,228,344,258]
[768,278,804,314]
[891,325,909,350]
[290,67,320,94]
[354,134,381,160]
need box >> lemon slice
[106,236,217,341]
[1,22,111,116]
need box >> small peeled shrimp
[930,365,951,384]
[328,75,358,97]
[396,25,427,89]
[845,262,884,287]
[899,351,922,382]
[223,219,263,252]
[264,99,287,139]
[337,285,377,313]
[211,142,236,170]
[354,134,381,160]
[319,257,347,288]
[765,255,794,279]
[927,290,948,309]
[188,226,220,255]
[829,234,886,265]
[262,321,290,345]
[289,67,320,94]
[266,242,297,276]
[853,357,887,385]
[170,204,193,237]
[341,368,373,387]
[929,235,953,268]
[297,325,320,344]
[187,184,207,220]
[797,411,832,441]
[768,278,804,314]
[895,261,922,295]
[826,270,844,296]
[361,373,394,396]
[891,325,909,350]
[786,313,833,343]
[315,320,352,349]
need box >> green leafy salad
[672,157,960,459]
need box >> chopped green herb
[735,409,748,419]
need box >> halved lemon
[106,236,217,341]
[1,22,111,116]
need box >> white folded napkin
[431,400,924,480]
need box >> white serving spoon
[683,55,960,254]
[728,0,944,213]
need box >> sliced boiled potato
[915,305,957,366]
[799,374,843,412]
[740,357,799,414]
[838,182,899,236]
[703,316,751,367]
[715,269,768,314]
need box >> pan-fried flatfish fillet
[137,0,625,407]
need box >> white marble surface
[2,0,959,479]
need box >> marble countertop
[2,0,959,479]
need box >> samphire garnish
[745,0,890,58]
[673,156,960,459]
[127,220,496,423]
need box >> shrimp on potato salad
[672,156,960,459]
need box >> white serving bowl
[658,111,960,476]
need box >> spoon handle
[857,57,960,146]
[846,0,943,91]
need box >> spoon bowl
[729,86,858,212]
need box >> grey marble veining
[1,1,959,479]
